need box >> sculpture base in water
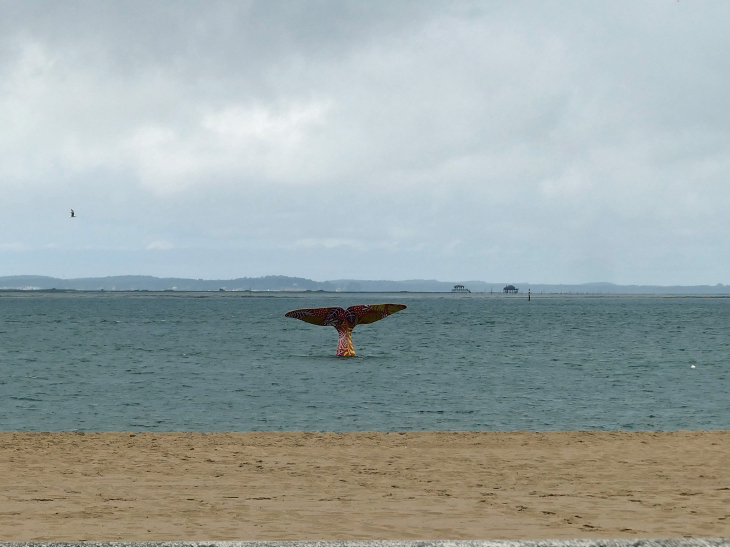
[336,325,355,356]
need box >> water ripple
[0,294,729,432]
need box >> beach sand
[1,431,729,540]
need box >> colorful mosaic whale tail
[284,303,407,356]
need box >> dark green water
[1,292,728,432]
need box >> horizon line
[0,273,727,288]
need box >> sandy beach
[1,431,729,540]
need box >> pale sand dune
[1,431,729,541]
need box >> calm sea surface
[1,292,728,432]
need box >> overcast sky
[1,0,728,284]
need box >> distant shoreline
[2,288,730,298]
[2,275,729,294]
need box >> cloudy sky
[1,0,728,284]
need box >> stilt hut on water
[452,284,471,293]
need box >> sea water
[1,292,728,432]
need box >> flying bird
[285,303,406,356]
[70,209,76,218]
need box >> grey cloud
[1,1,729,284]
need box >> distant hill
[0,275,334,292]
[1,275,729,294]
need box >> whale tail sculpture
[284,303,407,356]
